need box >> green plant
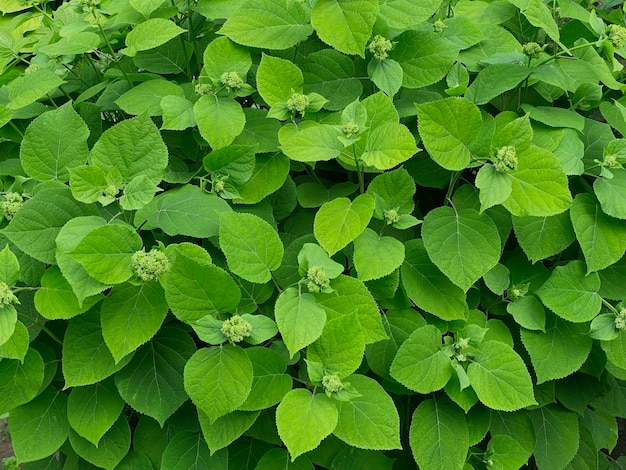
[0,0,626,468]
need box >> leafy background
[0,0,626,469]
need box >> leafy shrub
[0,0,626,469]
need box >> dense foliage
[1,0,626,468]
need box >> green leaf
[333,374,401,450]
[513,0,565,51]
[570,193,626,273]
[0,321,28,361]
[308,313,365,379]
[475,164,512,212]
[240,347,292,411]
[488,434,531,470]
[68,223,143,285]
[63,309,133,388]
[366,167,416,217]
[20,103,89,182]
[594,170,626,219]
[523,104,585,132]
[3,186,97,264]
[416,97,482,170]
[490,410,536,456]
[466,64,531,105]
[0,304,16,347]
[199,409,260,455]
[119,175,161,211]
[219,0,312,50]
[194,96,245,150]
[184,345,253,422]
[536,261,602,322]
[101,282,168,362]
[6,69,64,110]
[123,19,186,57]
[135,184,232,238]
[219,211,284,283]
[202,36,252,80]
[256,448,314,470]
[503,146,572,217]
[68,165,110,204]
[34,265,102,320]
[161,432,228,470]
[302,49,363,110]
[278,122,343,163]
[203,145,256,185]
[164,253,241,322]
[367,58,403,98]
[0,245,19,286]
[0,349,44,414]
[602,332,626,370]
[161,96,196,131]
[297,243,344,279]
[116,79,183,117]
[409,398,469,470]
[10,387,69,463]
[520,313,593,383]
[361,122,417,170]
[67,379,124,446]
[276,389,338,461]
[392,31,458,89]
[530,405,580,470]
[234,152,290,204]
[353,228,405,282]
[378,0,443,29]
[256,54,303,107]
[589,313,619,341]
[390,325,453,393]
[401,239,468,321]
[467,340,536,411]
[115,326,196,426]
[311,0,379,57]
[69,415,131,469]
[89,114,168,184]
[512,213,576,263]
[314,194,375,256]
[422,207,501,291]
[275,287,326,358]
[116,451,154,470]
[507,295,546,332]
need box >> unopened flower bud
[367,35,393,61]
[286,93,309,114]
[494,146,517,172]
[0,282,17,307]
[609,25,626,49]
[0,193,23,220]
[383,208,400,225]
[522,42,543,59]
[131,249,169,281]
[322,374,343,393]
[221,315,252,343]
[220,71,244,90]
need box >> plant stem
[352,144,364,193]
[93,15,133,88]
[602,298,620,315]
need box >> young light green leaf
[276,389,338,461]
[0,245,19,287]
[475,164,512,212]
[507,295,546,332]
[219,0,313,50]
[378,0,442,29]
[401,239,469,321]
[67,379,124,446]
[275,288,326,358]
[314,194,375,256]
[536,261,602,323]
[594,170,626,219]
[256,54,304,107]
[202,36,252,80]
[0,321,28,361]
[184,345,253,423]
[467,341,536,411]
[512,212,576,263]
[161,96,196,131]
[69,415,131,469]
[219,211,284,283]
[6,69,64,110]
[353,228,405,282]
[116,79,184,116]
[234,152,290,204]
[466,64,531,105]
[68,223,143,285]
[361,122,417,170]
[520,313,593,383]
[101,282,168,362]
[570,193,626,273]
[333,374,401,450]
[123,19,186,57]
[409,398,469,470]
[279,122,343,163]
[311,0,378,57]
[240,347,292,411]
[422,207,501,291]
[20,102,89,182]
[115,326,196,426]
[119,175,161,211]
[416,97,482,170]
[194,96,245,150]
[368,58,403,98]
[488,434,531,470]
[10,387,69,463]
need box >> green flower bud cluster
[322,374,343,393]
[522,42,542,59]
[342,122,359,136]
[78,0,100,14]
[220,71,244,90]
[433,20,446,33]
[604,154,620,168]
[25,64,44,74]
[383,208,400,225]
[131,249,169,281]
[609,25,626,49]
[195,83,213,96]
[221,315,252,343]
[286,93,309,114]
[494,146,518,172]
[367,35,393,61]
[213,178,226,193]
[0,192,23,220]
[615,308,626,330]
[306,265,330,293]
[0,282,17,307]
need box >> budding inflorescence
[78,0,100,14]
[220,71,244,90]
[342,122,359,136]
[306,265,330,293]
[0,282,17,307]
[433,20,446,33]
[383,208,400,225]
[221,315,252,343]
[194,83,213,96]
[609,25,626,49]
[322,374,343,393]
[494,146,518,172]
[286,93,309,114]
[131,249,169,282]
[604,154,620,168]
[367,35,393,61]
[615,308,626,330]
[522,42,542,59]
[0,193,23,221]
